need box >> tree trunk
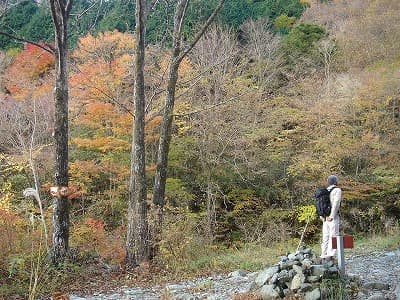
[49,0,73,264]
[152,61,180,207]
[206,178,216,244]
[153,0,225,218]
[126,0,149,267]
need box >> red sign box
[332,235,354,249]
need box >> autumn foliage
[0,0,399,297]
[71,218,126,264]
[5,43,54,99]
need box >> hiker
[320,175,342,261]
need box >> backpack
[315,187,337,217]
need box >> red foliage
[5,43,54,99]
[72,218,126,264]
[0,209,20,256]
[85,217,105,232]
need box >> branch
[86,84,134,117]
[177,54,231,88]
[148,0,161,14]
[145,88,165,114]
[145,109,163,123]
[0,31,55,54]
[70,62,134,116]
[176,0,189,42]
[156,0,174,46]
[66,0,74,16]
[0,0,25,20]
[171,0,189,57]
[71,1,98,19]
[49,0,58,27]
[178,0,225,62]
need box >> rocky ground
[69,249,400,300]
[345,249,400,300]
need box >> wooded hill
[0,0,399,297]
[0,0,306,48]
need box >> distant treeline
[0,0,308,49]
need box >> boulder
[279,255,288,262]
[395,284,400,300]
[327,265,339,276]
[290,273,305,290]
[280,260,297,270]
[228,270,247,278]
[275,270,291,283]
[250,248,370,300]
[270,273,278,284]
[288,269,296,279]
[306,275,320,283]
[300,283,313,292]
[297,253,304,261]
[171,293,197,300]
[292,264,303,274]
[302,258,313,268]
[310,265,327,277]
[304,288,321,300]
[259,284,281,300]
[255,266,280,287]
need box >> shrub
[321,278,351,300]
[70,218,125,265]
[156,211,211,274]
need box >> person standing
[321,175,342,261]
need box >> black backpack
[315,187,337,217]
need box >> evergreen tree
[0,0,39,48]
[20,4,54,44]
[97,0,135,33]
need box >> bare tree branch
[148,0,161,14]
[0,31,55,54]
[66,0,74,15]
[71,0,98,18]
[0,0,24,20]
[152,0,226,211]
[178,0,225,62]
[70,61,134,116]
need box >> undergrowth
[1,227,399,299]
[163,226,400,279]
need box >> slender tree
[49,0,73,264]
[126,0,149,266]
[152,0,225,225]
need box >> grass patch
[169,238,299,278]
[212,239,299,272]
[165,228,400,279]
[309,226,400,257]
[352,228,400,253]
[181,228,400,275]
[320,278,350,300]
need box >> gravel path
[345,249,400,299]
[70,249,400,300]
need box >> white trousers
[321,217,340,258]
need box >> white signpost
[332,235,354,276]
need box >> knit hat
[327,175,338,185]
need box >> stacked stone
[252,248,339,300]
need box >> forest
[0,0,399,298]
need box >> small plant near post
[296,204,317,252]
[320,278,350,300]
